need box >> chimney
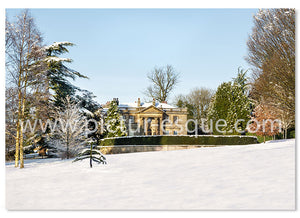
[137,98,141,107]
[113,98,119,105]
[152,98,156,106]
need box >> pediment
[138,105,164,114]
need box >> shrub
[99,135,258,146]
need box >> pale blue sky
[6,8,258,105]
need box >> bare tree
[174,87,214,134]
[5,10,44,168]
[246,9,295,138]
[53,96,88,159]
[186,88,214,122]
[144,65,180,102]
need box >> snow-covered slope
[6,139,295,210]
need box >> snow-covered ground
[6,139,295,210]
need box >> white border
[1,0,299,8]
[1,1,298,218]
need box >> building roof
[118,102,176,109]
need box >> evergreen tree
[76,90,103,143]
[225,83,251,134]
[73,143,106,168]
[104,100,127,138]
[233,67,248,94]
[208,68,252,134]
[75,90,101,113]
[207,82,232,134]
[43,42,88,108]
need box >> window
[129,115,134,122]
[173,116,178,123]
[173,131,178,135]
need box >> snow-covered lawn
[6,139,295,210]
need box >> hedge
[99,135,258,146]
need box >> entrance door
[147,118,152,135]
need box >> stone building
[103,98,188,136]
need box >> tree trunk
[66,128,69,159]
[15,23,25,168]
[15,67,23,168]
[15,71,23,167]
[66,143,69,159]
[20,73,28,169]
[20,39,31,169]
[15,120,20,167]
[263,135,266,143]
[90,144,93,168]
[19,121,24,168]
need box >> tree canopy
[144,65,180,102]
[246,8,295,137]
